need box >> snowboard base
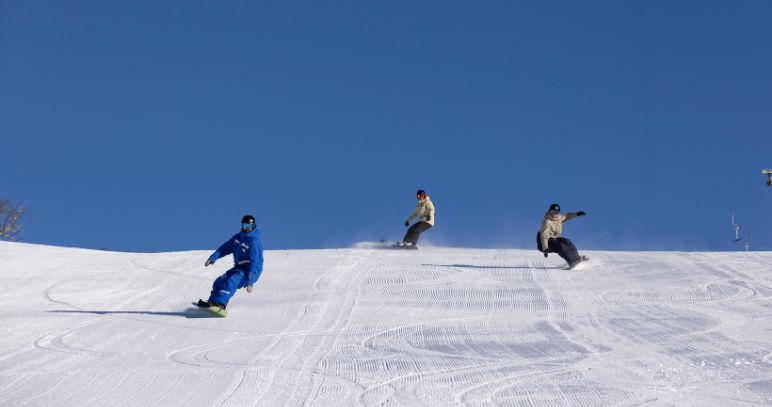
[568,256,590,270]
[390,243,418,250]
[374,240,419,250]
[192,301,227,317]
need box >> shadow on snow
[48,308,218,319]
[423,263,565,270]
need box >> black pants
[547,237,581,265]
[403,221,432,245]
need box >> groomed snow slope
[1,241,771,406]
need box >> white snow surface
[1,241,772,406]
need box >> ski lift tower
[764,169,772,187]
[731,214,741,242]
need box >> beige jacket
[407,196,435,226]
[539,211,579,250]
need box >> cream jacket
[539,211,579,250]
[407,196,435,226]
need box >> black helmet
[416,189,426,196]
[548,203,560,212]
[241,215,256,232]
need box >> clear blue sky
[2,1,770,252]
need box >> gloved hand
[404,220,409,227]
[425,215,431,222]
[543,251,549,258]
[205,257,215,267]
[576,211,586,216]
[246,285,253,293]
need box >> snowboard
[192,300,227,317]
[568,256,590,270]
[378,239,419,250]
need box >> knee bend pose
[401,189,435,247]
[537,203,587,269]
[197,215,264,311]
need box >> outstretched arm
[406,205,419,224]
[205,235,236,266]
[563,211,586,223]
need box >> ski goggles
[241,223,255,231]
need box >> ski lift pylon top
[731,214,741,242]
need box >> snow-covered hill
[1,241,771,406]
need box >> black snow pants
[537,233,580,265]
[403,221,432,245]
[548,237,581,265]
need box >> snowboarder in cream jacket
[401,190,435,246]
[197,214,264,309]
[537,203,587,268]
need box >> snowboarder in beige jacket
[537,203,587,268]
[400,190,435,246]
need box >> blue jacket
[209,228,264,286]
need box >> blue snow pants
[208,267,249,306]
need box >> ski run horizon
[1,240,771,406]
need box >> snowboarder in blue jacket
[197,215,264,309]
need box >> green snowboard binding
[193,299,228,317]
